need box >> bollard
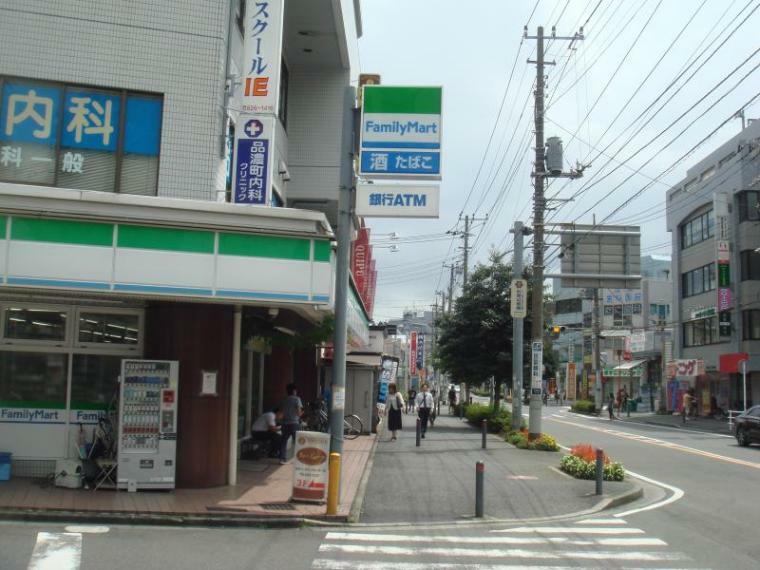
[326,452,341,515]
[437,400,441,416]
[595,448,604,496]
[416,418,421,447]
[475,461,485,517]
[460,402,464,420]
[481,419,487,449]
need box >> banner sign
[410,331,418,376]
[667,358,705,378]
[0,407,65,424]
[566,362,577,400]
[292,431,330,503]
[531,341,543,393]
[356,183,440,218]
[233,116,274,205]
[417,334,425,372]
[241,0,284,114]
[351,228,370,298]
[359,86,442,179]
[510,279,528,318]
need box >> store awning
[613,359,647,371]
[346,354,381,367]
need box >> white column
[229,305,242,486]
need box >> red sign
[365,260,377,318]
[351,228,370,296]
[410,332,418,375]
[719,352,749,373]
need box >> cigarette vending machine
[117,359,179,491]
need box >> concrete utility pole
[330,182,352,456]
[511,221,527,431]
[444,263,457,313]
[463,215,470,286]
[525,25,584,438]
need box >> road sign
[355,183,440,218]
[510,279,528,318]
[359,86,442,179]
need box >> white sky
[358,0,760,321]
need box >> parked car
[733,405,760,446]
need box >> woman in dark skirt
[386,383,404,441]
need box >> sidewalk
[616,410,734,435]
[359,413,639,524]
[0,434,376,526]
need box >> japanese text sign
[359,86,442,179]
[417,334,425,372]
[510,279,528,318]
[233,116,273,205]
[241,0,284,114]
[531,341,543,391]
[410,331,418,376]
[356,183,440,218]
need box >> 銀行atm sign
[359,86,442,179]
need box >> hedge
[571,399,597,414]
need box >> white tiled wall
[0,0,229,201]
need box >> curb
[347,422,382,523]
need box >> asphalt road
[4,405,758,569]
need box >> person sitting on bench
[251,408,283,457]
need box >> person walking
[407,388,417,414]
[279,383,302,464]
[386,383,404,441]
[608,393,616,420]
[415,383,433,438]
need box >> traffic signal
[549,325,566,337]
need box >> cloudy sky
[357,0,760,322]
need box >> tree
[434,253,558,410]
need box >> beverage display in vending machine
[117,359,179,491]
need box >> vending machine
[117,359,179,491]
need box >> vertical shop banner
[409,331,418,376]
[531,341,543,394]
[241,0,284,114]
[714,192,732,312]
[362,244,374,304]
[417,334,425,373]
[233,116,274,205]
[377,356,397,411]
[366,260,377,318]
[292,431,330,503]
[352,228,370,296]
[566,362,577,400]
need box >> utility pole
[525,25,584,438]
[444,263,457,313]
[449,214,487,288]
[592,288,602,410]
[510,221,528,431]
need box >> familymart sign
[359,86,442,179]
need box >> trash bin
[627,399,638,412]
[0,452,11,481]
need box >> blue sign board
[360,150,440,176]
[61,90,121,152]
[0,83,62,145]
[234,138,269,205]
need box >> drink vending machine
[117,359,179,491]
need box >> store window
[4,307,67,342]
[742,310,760,341]
[679,210,714,249]
[0,351,68,406]
[681,263,716,297]
[683,317,719,347]
[741,249,760,281]
[0,77,162,195]
[738,190,760,222]
[78,312,139,345]
[70,354,122,410]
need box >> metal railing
[727,410,744,430]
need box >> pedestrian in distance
[608,393,616,420]
[416,383,434,438]
[407,388,417,414]
[386,383,404,441]
[448,386,457,412]
[278,383,302,464]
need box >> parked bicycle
[303,399,363,439]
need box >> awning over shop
[603,359,646,377]
[346,353,381,367]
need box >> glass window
[119,95,162,196]
[743,310,760,341]
[680,210,714,249]
[78,312,139,345]
[682,264,716,297]
[70,354,122,409]
[739,191,760,222]
[683,317,718,347]
[741,250,760,281]
[0,351,68,406]
[4,307,67,342]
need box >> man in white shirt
[251,408,283,457]
[415,384,434,438]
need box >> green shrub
[571,400,597,414]
[463,403,513,433]
[559,454,625,480]
[533,433,560,451]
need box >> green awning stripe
[219,233,310,260]
[313,240,331,262]
[11,217,113,247]
[0,400,67,409]
[363,86,442,114]
[118,225,214,254]
[0,215,7,237]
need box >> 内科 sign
[510,279,528,318]
[233,116,274,205]
[359,86,442,179]
[355,183,440,218]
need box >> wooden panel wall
[145,302,233,488]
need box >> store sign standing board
[292,431,330,503]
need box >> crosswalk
[311,518,708,570]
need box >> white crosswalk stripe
[311,520,709,570]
